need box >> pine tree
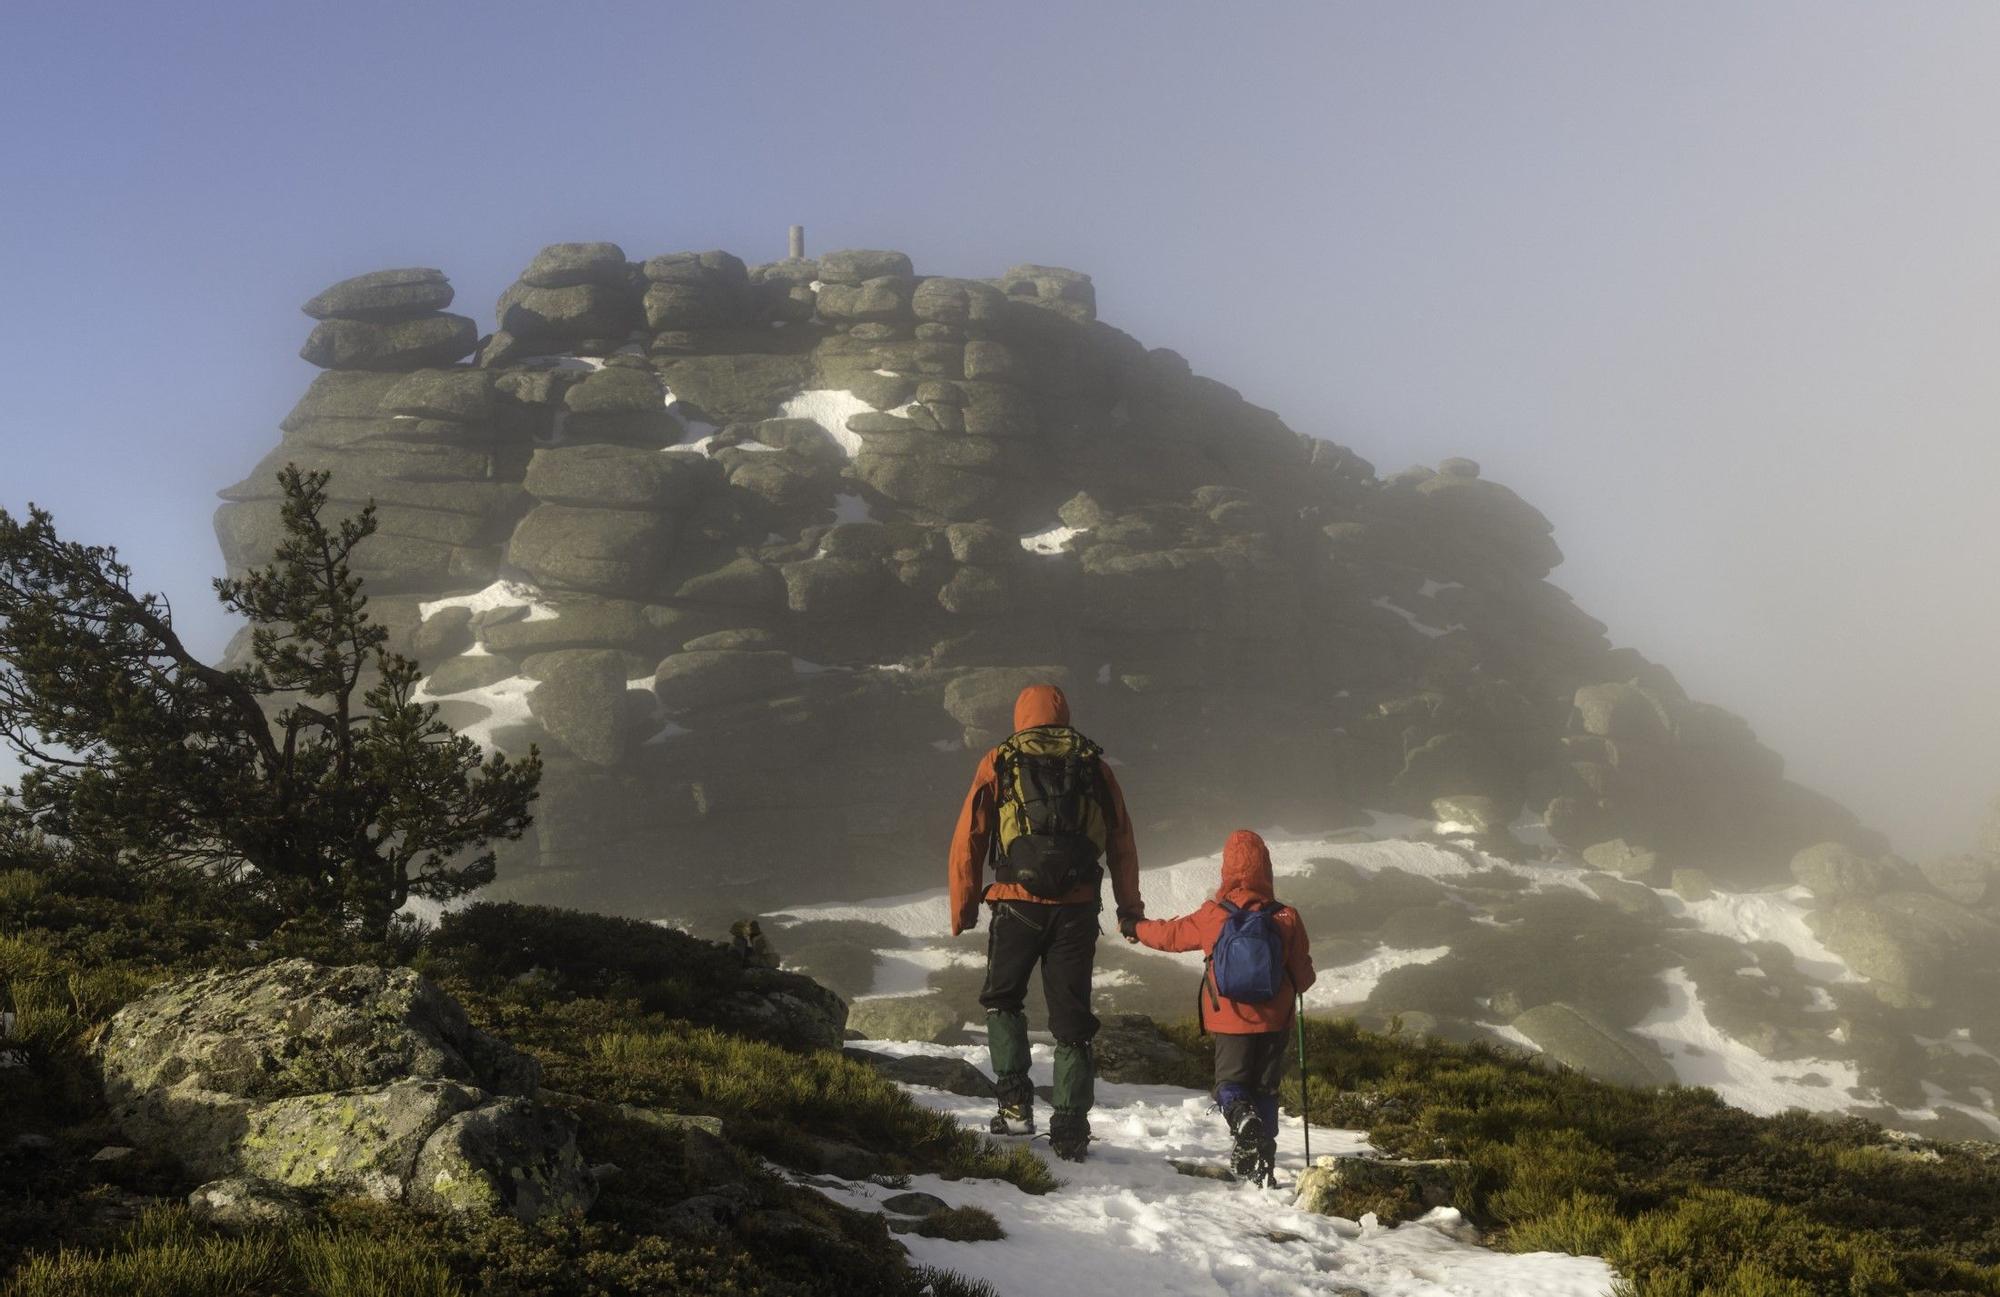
[0,464,540,934]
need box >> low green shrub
[1279,1015,2000,1295]
[419,902,741,1018]
[913,1205,1005,1242]
[911,1267,1000,1297]
[559,1021,1053,1193]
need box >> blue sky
[3,1,1996,854]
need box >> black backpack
[990,725,1111,898]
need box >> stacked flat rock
[488,241,644,364]
[301,268,478,371]
[218,241,1881,930]
[223,267,518,597]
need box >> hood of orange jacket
[1215,829,1275,906]
[1012,684,1071,731]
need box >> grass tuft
[913,1205,1006,1242]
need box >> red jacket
[949,685,1143,936]
[1134,830,1316,1034]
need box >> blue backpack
[1206,899,1289,1006]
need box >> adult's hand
[1118,914,1140,943]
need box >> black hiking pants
[1214,1029,1290,1137]
[1213,1030,1291,1095]
[978,900,1101,1044]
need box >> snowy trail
[825,1038,1616,1297]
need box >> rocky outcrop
[97,960,594,1221]
[217,241,1880,924]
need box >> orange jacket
[949,685,1143,935]
[1134,830,1316,1034]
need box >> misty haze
[3,6,1997,1296]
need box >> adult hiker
[1129,829,1316,1183]
[949,683,1144,1162]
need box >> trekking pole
[1296,992,1311,1165]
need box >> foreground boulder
[1294,1154,1470,1224]
[97,959,594,1221]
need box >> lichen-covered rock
[818,249,914,284]
[97,962,584,1220]
[407,1099,595,1221]
[188,1175,318,1225]
[524,445,697,512]
[1580,837,1661,879]
[1294,1154,1469,1223]
[719,967,848,1051]
[528,650,636,766]
[233,1079,485,1196]
[1790,841,1907,903]
[817,276,912,323]
[300,315,478,371]
[521,241,629,289]
[845,994,959,1045]
[1581,873,1665,919]
[1571,682,1673,743]
[97,960,537,1113]
[1918,854,1991,907]
[1809,893,2000,994]
[507,505,674,596]
[380,368,495,422]
[1092,1014,1200,1085]
[653,649,796,713]
[845,1048,996,1099]
[497,282,640,342]
[1510,1001,1677,1088]
[303,268,453,321]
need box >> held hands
[1118,914,1140,943]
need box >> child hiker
[1122,829,1315,1183]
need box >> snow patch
[1634,967,1862,1116]
[520,354,605,371]
[413,672,537,752]
[419,579,559,625]
[1371,596,1459,639]
[1668,886,1857,982]
[778,388,874,458]
[1020,524,1085,555]
[822,1038,1615,1297]
[1303,945,1453,1010]
[832,493,873,524]
[642,721,690,747]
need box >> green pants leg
[987,1009,1031,1092]
[1052,1040,1095,1116]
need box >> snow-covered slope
[822,1037,1615,1297]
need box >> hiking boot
[1049,1111,1091,1162]
[1256,1137,1279,1188]
[1223,1098,1265,1181]
[990,1074,1035,1136]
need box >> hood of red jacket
[1013,684,1071,731]
[1216,829,1275,904]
